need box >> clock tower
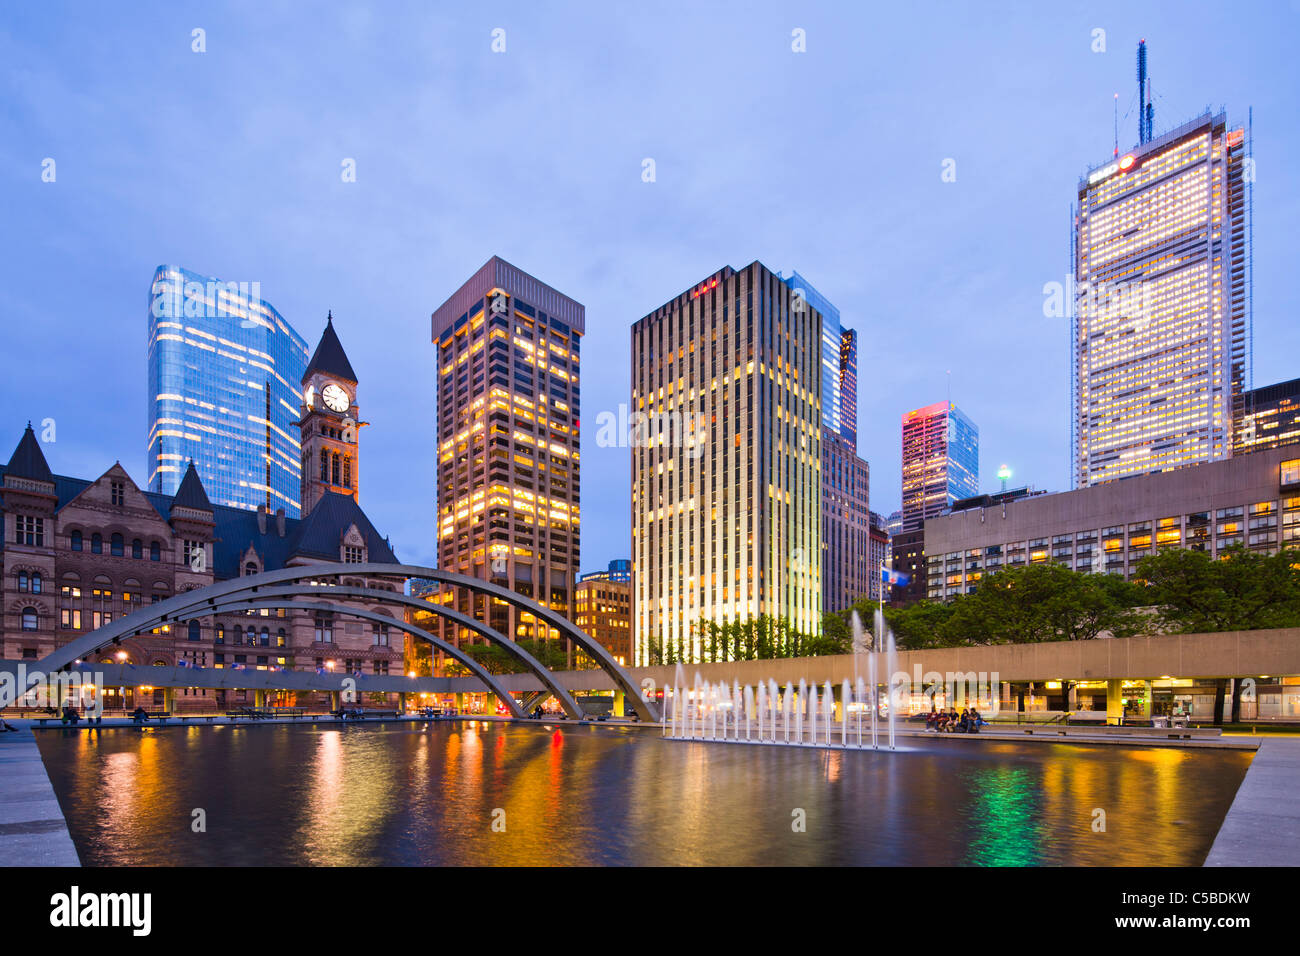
[299,312,365,515]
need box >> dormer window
[111,481,125,507]
[343,546,364,564]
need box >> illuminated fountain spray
[661,613,906,751]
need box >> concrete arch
[39,562,658,721]
[198,598,531,718]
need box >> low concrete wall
[439,627,1300,693]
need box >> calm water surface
[35,722,1252,866]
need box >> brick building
[1,318,405,712]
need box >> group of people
[925,706,985,733]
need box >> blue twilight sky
[2,1,1298,571]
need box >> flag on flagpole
[882,567,910,587]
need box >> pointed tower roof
[173,460,213,511]
[5,423,54,483]
[303,312,357,384]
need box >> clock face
[322,383,350,412]
[303,385,315,409]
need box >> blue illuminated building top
[146,265,310,516]
[782,271,855,447]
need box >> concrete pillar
[1106,679,1124,725]
[1067,683,1078,711]
[329,691,341,712]
[613,690,625,717]
[455,692,464,715]
[1143,680,1153,718]
[162,687,176,714]
[253,689,266,709]
[398,692,408,715]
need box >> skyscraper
[1073,111,1251,486]
[1235,378,1300,455]
[783,272,856,444]
[146,265,309,516]
[822,427,871,611]
[782,272,870,612]
[900,401,978,533]
[632,262,821,665]
[431,257,583,645]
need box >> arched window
[31,573,42,595]
[132,539,143,559]
[70,530,82,551]
[233,625,243,645]
[320,448,329,481]
[17,572,28,592]
[276,628,286,648]
[188,620,201,642]
[21,607,37,631]
[244,562,258,577]
[150,541,160,562]
[215,625,225,645]
[343,457,352,489]
[111,533,124,557]
[260,627,269,647]
[91,533,103,554]
[331,454,341,486]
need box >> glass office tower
[783,271,856,445]
[1073,112,1250,487]
[147,265,310,516]
[901,400,979,533]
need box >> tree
[1133,545,1300,633]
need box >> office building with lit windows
[900,401,979,533]
[924,445,1300,601]
[782,272,870,612]
[1236,378,1300,454]
[430,257,583,649]
[147,265,310,516]
[822,427,871,612]
[574,573,631,665]
[782,272,857,445]
[1073,112,1251,487]
[631,262,821,665]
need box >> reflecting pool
[36,722,1251,866]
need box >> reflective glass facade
[147,265,309,516]
[783,272,855,444]
[1073,112,1250,487]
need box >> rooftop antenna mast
[1113,92,1119,157]
[1137,39,1154,144]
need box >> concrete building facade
[923,446,1300,601]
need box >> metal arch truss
[38,563,659,722]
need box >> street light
[997,464,1012,492]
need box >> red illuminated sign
[691,278,721,298]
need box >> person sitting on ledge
[925,706,938,731]
[947,708,961,732]
[131,706,148,724]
